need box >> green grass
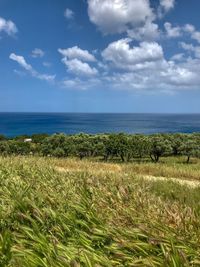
[0,156,200,266]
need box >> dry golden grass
[54,158,122,175]
[123,157,200,181]
[1,156,200,266]
[141,175,200,188]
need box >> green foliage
[0,135,7,141]
[128,135,150,160]
[180,137,200,163]
[168,133,186,156]
[41,134,74,157]
[149,135,172,162]
[0,132,200,163]
[8,140,31,155]
[0,142,10,156]
[31,133,49,143]
[13,134,30,141]
[104,133,130,161]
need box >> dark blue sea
[0,113,200,137]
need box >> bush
[0,132,200,163]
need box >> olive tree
[180,138,200,163]
[149,135,172,163]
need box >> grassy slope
[0,156,200,266]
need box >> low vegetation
[0,133,200,266]
[0,132,200,163]
[0,155,200,266]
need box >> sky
[0,0,200,113]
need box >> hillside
[0,156,200,266]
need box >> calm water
[0,113,200,137]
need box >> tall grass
[0,156,200,266]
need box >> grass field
[0,156,200,266]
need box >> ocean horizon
[0,112,200,137]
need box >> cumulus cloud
[62,36,200,92]
[102,38,163,70]
[184,24,200,43]
[61,56,200,92]
[0,17,18,36]
[127,21,160,41]
[87,0,179,41]
[158,0,175,17]
[170,53,184,61]
[62,58,98,76]
[180,42,194,51]
[58,46,96,62]
[9,53,55,82]
[160,0,175,12]
[64,8,74,19]
[180,42,200,58]
[164,22,181,38]
[58,2,200,92]
[58,46,98,77]
[87,0,154,34]
[101,57,200,92]
[31,48,45,58]
[160,61,197,87]
[162,22,200,41]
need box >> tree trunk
[150,154,159,163]
[120,154,125,162]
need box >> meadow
[0,155,200,266]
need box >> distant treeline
[0,132,200,163]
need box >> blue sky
[0,0,200,113]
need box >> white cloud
[170,53,184,61]
[159,0,175,12]
[9,53,55,82]
[180,42,200,58]
[160,61,197,87]
[62,58,98,76]
[60,52,200,92]
[58,46,96,62]
[35,73,55,82]
[9,53,32,71]
[62,77,100,90]
[31,48,45,58]
[184,24,200,43]
[58,46,98,77]
[0,17,18,36]
[102,57,200,92]
[127,21,160,41]
[102,38,163,70]
[87,0,154,34]
[180,42,194,51]
[43,62,52,67]
[87,0,178,41]
[184,24,195,33]
[64,36,200,92]
[158,0,175,17]
[164,22,181,38]
[64,8,74,19]
[161,22,200,41]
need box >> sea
[0,112,200,137]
